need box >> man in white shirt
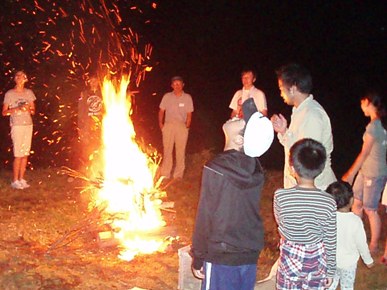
[271,63,336,190]
[229,69,267,118]
[256,64,337,290]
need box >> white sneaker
[19,179,30,189]
[11,180,24,190]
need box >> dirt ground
[0,164,280,290]
[0,165,385,290]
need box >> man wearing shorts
[2,71,36,189]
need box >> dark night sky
[0,0,386,175]
[135,1,387,175]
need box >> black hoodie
[191,149,265,270]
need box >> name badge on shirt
[179,103,185,107]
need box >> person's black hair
[361,91,386,129]
[241,68,256,79]
[289,138,326,179]
[326,181,353,210]
[276,63,312,94]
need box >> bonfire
[62,76,173,262]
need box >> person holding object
[229,68,267,118]
[191,98,274,290]
[2,70,36,189]
[158,76,193,180]
[342,91,386,254]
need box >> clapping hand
[271,113,287,134]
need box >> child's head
[222,118,246,151]
[289,138,326,180]
[326,181,353,209]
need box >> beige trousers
[161,122,189,179]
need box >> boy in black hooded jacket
[191,98,273,290]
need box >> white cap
[243,111,274,157]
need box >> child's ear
[234,135,244,147]
[349,197,354,207]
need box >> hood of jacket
[205,149,263,189]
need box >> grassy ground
[0,152,386,289]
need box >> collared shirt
[229,86,267,115]
[278,95,336,190]
[160,91,194,123]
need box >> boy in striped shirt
[273,138,337,289]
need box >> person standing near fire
[229,68,267,118]
[77,75,103,164]
[158,76,194,180]
[191,98,274,289]
[2,70,36,189]
[271,63,336,190]
[342,91,386,254]
[258,63,337,289]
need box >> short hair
[289,138,326,180]
[276,63,312,94]
[326,181,353,209]
[241,68,256,79]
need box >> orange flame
[94,76,167,261]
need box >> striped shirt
[273,186,337,277]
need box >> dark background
[0,0,386,177]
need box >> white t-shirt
[229,86,267,115]
[336,212,373,269]
[3,88,36,126]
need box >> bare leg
[13,157,22,181]
[383,238,387,260]
[365,209,381,253]
[19,156,28,180]
[351,198,363,218]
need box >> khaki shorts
[11,125,33,157]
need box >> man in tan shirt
[158,76,194,180]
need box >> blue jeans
[353,172,386,210]
[201,262,257,290]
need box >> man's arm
[229,91,239,119]
[158,108,165,130]
[186,112,192,128]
